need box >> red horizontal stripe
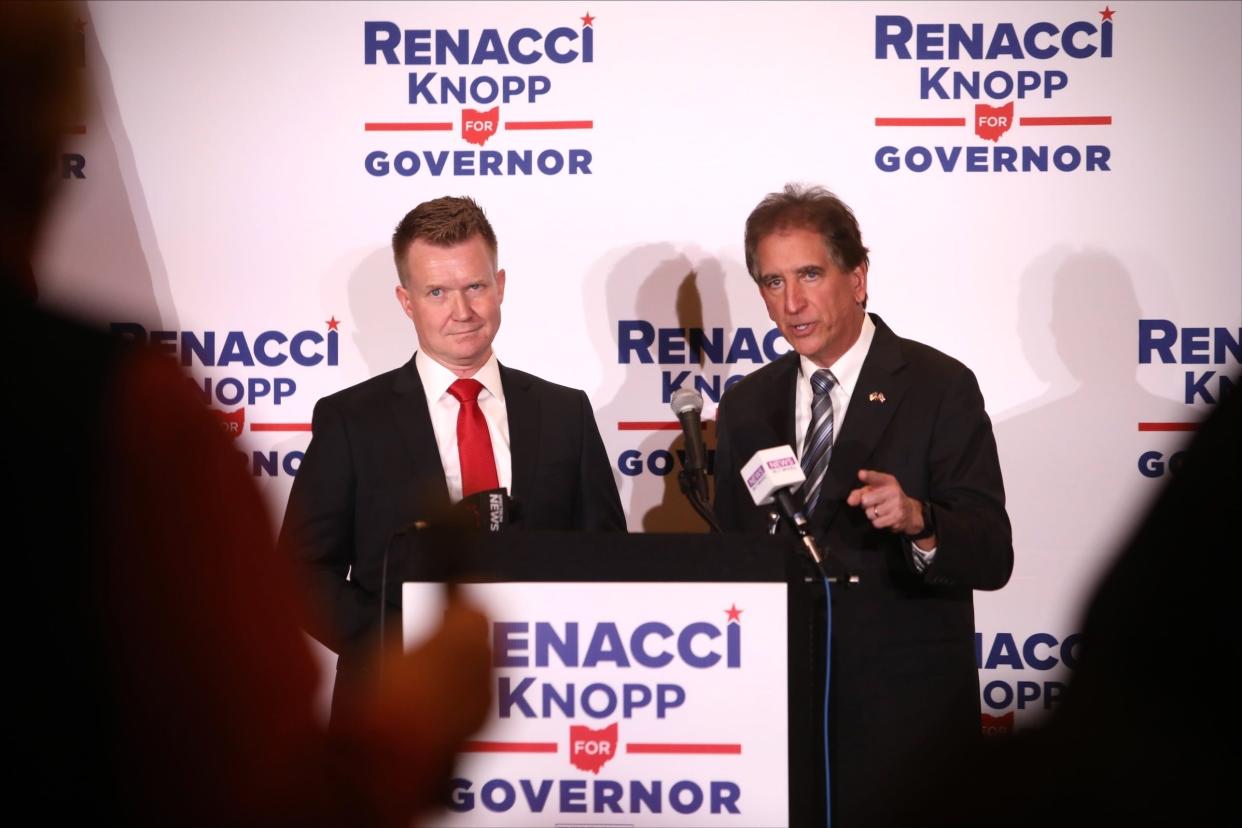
[874,117,965,127]
[1019,116,1112,126]
[1137,422,1199,432]
[364,122,453,131]
[617,421,713,431]
[461,741,557,753]
[249,423,312,432]
[505,120,593,130]
[627,743,741,755]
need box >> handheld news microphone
[740,446,820,561]
[740,446,857,583]
[454,487,519,532]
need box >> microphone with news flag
[740,446,857,583]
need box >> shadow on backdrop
[32,5,177,331]
[994,248,1189,595]
[590,244,737,531]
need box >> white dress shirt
[792,314,936,566]
[794,313,876,459]
[415,350,512,503]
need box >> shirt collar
[798,312,876,398]
[415,350,505,402]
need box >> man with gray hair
[714,184,1013,827]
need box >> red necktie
[447,378,499,497]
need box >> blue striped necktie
[800,369,838,514]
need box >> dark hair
[391,195,498,287]
[743,184,870,283]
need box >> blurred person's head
[0,1,84,295]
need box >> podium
[393,532,828,828]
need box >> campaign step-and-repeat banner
[36,2,1241,733]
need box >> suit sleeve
[572,390,627,530]
[919,366,1013,591]
[279,396,378,653]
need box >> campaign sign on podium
[403,580,791,827]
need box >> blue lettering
[670,781,703,815]
[560,779,586,813]
[481,779,515,812]
[1021,632,1058,670]
[726,329,761,363]
[498,676,535,718]
[494,621,528,667]
[583,623,631,667]
[255,331,287,366]
[678,622,721,668]
[363,21,400,64]
[618,320,654,364]
[985,632,1023,669]
[535,621,578,667]
[218,331,254,367]
[1186,370,1217,404]
[521,779,552,812]
[632,622,674,668]
[544,27,580,63]
[1182,327,1211,364]
[473,29,508,64]
[618,449,642,477]
[581,683,617,717]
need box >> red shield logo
[569,722,618,774]
[211,407,245,440]
[974,101,1014,142]
[462,106,499,146]
[981,711,1015,737]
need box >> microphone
[669,389,720,532]
[454,487,520,532]
[739,446,817,554]
[379,488,518,664]
[740,446,856,583]
[670,388,709,500]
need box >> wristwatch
[907,500,936,542]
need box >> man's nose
[449,291,473,319]
[784,278,806,313]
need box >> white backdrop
[36,1,1242,731]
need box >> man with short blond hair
[282,195,624,720]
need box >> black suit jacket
[279,355,625,711]
[714,314,1012,827]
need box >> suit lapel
[500,364,539,499]
[390,354,451,510]
[752,352,799,452]
[815,315,911,526]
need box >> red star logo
[581,11,595,27]
[725,603,743,623]
[326,316,341,331]
[1099,6,1116,21]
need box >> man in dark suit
[281,196,625,720]
[713,185,1013,827]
